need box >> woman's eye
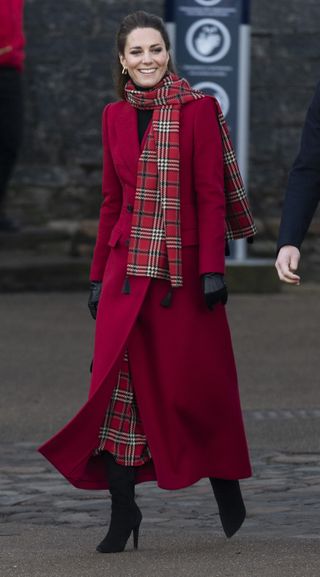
[129,48,162,56]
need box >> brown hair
[115,10,176,99]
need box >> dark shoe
[96,503,142,553]
[0,215,20,232]
[209,478,246,538]
[96,452,142,553]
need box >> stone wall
[11,0,163,224]
[250,0,320,218]
[9,1,320,254]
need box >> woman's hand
[275,246,301,285]
[203,273,228,310]
[88,281,102,319]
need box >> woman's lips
[138,68,157,74]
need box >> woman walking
[39,10,256,553]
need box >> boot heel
[133,523,140,550]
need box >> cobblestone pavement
[1,437,320,540]
[2,291,320,576]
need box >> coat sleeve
[277,81,320,251]
[193,97,226,275]
[90,104,122,281]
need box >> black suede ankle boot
[209,478,246,538]
[96,452,142,553]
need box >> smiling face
[119,27,170,88]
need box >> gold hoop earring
[122,66,127,75]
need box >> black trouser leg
[0,68,23,216]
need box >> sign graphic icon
[186,19,231,63]
[193,82,230,116]
[195,0,222,6]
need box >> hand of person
[202,273,228,310]
[88,281,102,319]
[275,245,301,285]
[0,46,13,56]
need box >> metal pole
[234,0,251,262]
[165,0,176,58]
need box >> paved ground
[1,286,320,576]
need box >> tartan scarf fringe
[215,107,257,241]
[125,74,256,288]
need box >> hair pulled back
[115,10,175,99]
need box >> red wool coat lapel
[117,104,141,176]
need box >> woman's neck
[132,82,154,92]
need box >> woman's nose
[142,51,153,64]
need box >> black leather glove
[202,273,228,310]
[88,281,102,319]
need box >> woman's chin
[133,72,166,89]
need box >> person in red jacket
[39,10,256,554]
[0,0,25,231]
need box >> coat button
[127,204,133,213]
[124,239,130,247]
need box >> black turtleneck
[137,108,153,144]
[133,82,153,144]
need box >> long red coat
[39,96,252,490]
[0,0,25,70]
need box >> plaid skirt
[95,350,152,466]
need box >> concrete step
[226,259,280,293]
[0,222,279,292]
[0,252,279,293]
[0,252,90,291]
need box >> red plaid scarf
[125,74,256,288]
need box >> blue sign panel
[174,0,247,140]
[170,0,252,260]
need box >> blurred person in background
[39,11,256,554]
[0,0,25,232]
[276,81,320,283]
